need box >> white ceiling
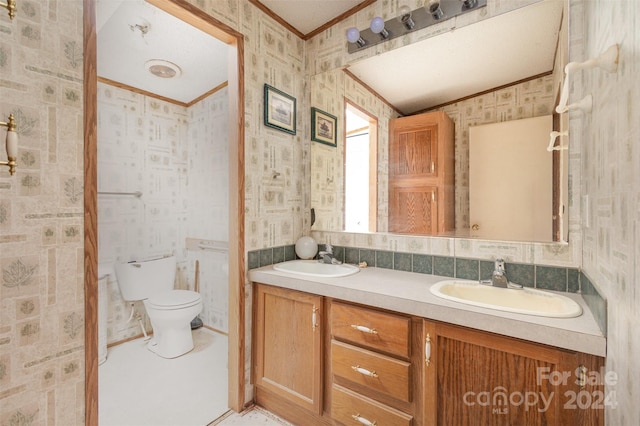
[97,0,229,105]
[257,0,365,35]
[96,0,563,114]
[347,0,564,114]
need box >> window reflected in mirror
[345,102,377,233]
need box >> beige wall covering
[1,1,86,424]
[1,0,638,424]
[574,1,640,424]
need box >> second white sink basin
[273,260,360,278]
[430,280,582,318]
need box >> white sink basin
[273,260,359,278]
[430,280,582,318]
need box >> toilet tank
[114,256,177,302]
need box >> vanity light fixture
[1,0,16,20]
[461,0,477,9]
[428,0,445,20]
[398,5,415,30]
[370,17,390,40]
[346,0,486,53]
[1,114,18,175]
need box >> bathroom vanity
[250,265,605,426]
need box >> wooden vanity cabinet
[253,284,325,422]
[389,111,455,235]
[422,320,604,426]
[252,283,603,426]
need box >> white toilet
[114,255,202,358]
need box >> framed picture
[311,107,337,147]
[264,84,296,135]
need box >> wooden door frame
[83,1,245,424]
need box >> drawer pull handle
[352,413,377,425]
[351,365,378,378]
[312,305,318,331]
[425,333,431,366]
[351,324,378,335]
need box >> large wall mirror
[311,0,570,244]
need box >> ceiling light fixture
[145,59,182,79]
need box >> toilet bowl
[114,256,202,359]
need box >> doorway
[83,0,245,424]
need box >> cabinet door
[423,321,603,426]
[389,124,439,179]
[254,284,323,414]
[388,184,439,234]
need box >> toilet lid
[147,290,201,310]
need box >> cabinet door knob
[425,333,432,366]
[351,365,379,378]
[352,413,377,425]
[350,324,378,335]
[472,224,480,231]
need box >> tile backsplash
[248,243,607,336]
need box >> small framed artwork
[264,84,296,135]
[311,107,337,147]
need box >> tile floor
[99,328,229,426]
[211,407,292,425]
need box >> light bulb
[346,27,360,43]
[370,16,389,39]
[428,0,444,19]
[398,5,415,30]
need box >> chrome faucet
[318,243,342,265]
[481,258,522,289]
[491,258,509,288]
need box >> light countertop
[249,264,606,357]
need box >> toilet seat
[147,289,201,310]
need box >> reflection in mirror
[310,0,569,243]
[345,102,378,233]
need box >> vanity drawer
[332,384,413,426]
[331,301,410,358]
[332,340,411,402]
